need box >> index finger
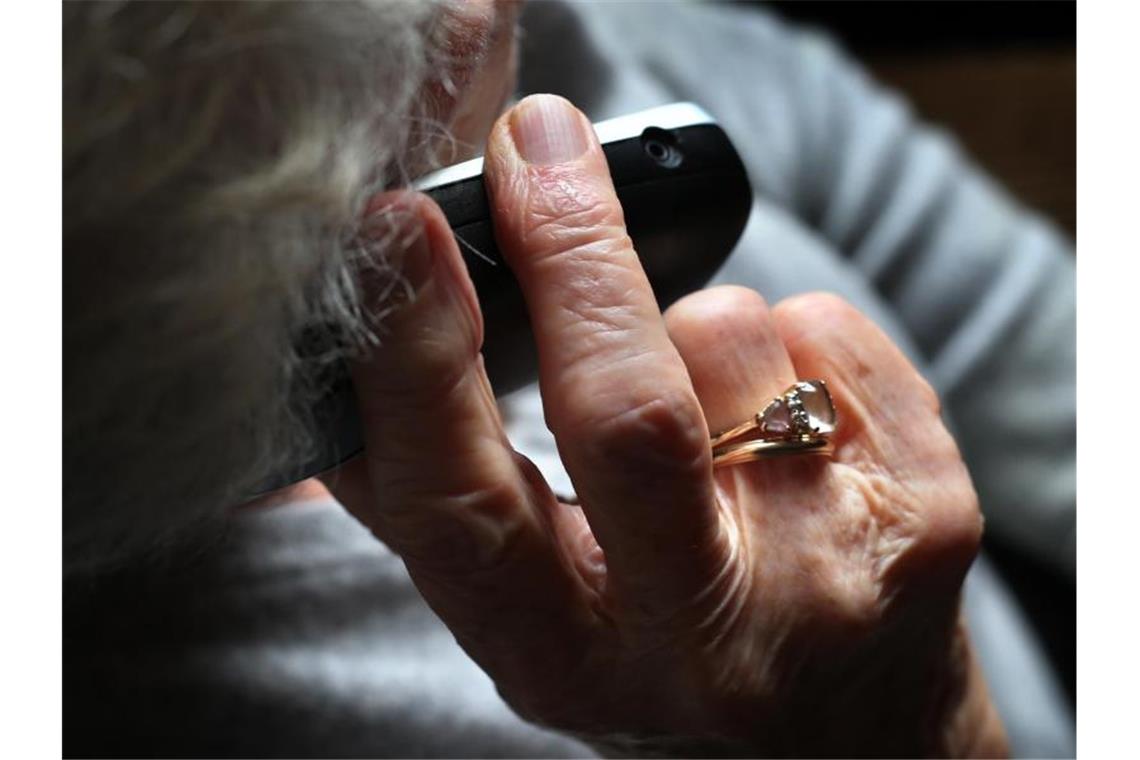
[482,95,726,618]
[329,192,593,668]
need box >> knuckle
[579,389,711,476]
[913,373,943,419]
[380,479,533,578]
[921,472,984,572]
[777,290,856,323]
[907,430,983,565]
[773,289,945,418]
[803,555,882,633]
[771,291,863,351]
[876,459,983,595]
[363,321,481,411]
[411,322,482,392]
[666,286,771,336]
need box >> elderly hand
[328,94,1007,757]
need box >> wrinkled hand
[328,95,1007,757]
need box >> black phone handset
[259,103,753,492]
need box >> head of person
[64,0,521,571]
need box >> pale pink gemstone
[759,398,793,435]
[797,381,836,435]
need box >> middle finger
[483,95,725,618]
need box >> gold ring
[712,435,834,468]
[710,379,837,468]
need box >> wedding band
[710,379,837,468]
[712,435,834,468]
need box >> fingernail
[510,94,590,165]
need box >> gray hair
[64,1,456,571]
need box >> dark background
[757,0,1076,706]
[763,1,1075,237]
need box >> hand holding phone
[325,94,999,757]
[264,101,752,490]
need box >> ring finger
[664,286,798,446]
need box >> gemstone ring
[710,380,837,468]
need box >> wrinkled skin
[326,92,1007,757]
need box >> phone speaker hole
[641,127,683,168]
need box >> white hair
[64,1,460,572]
